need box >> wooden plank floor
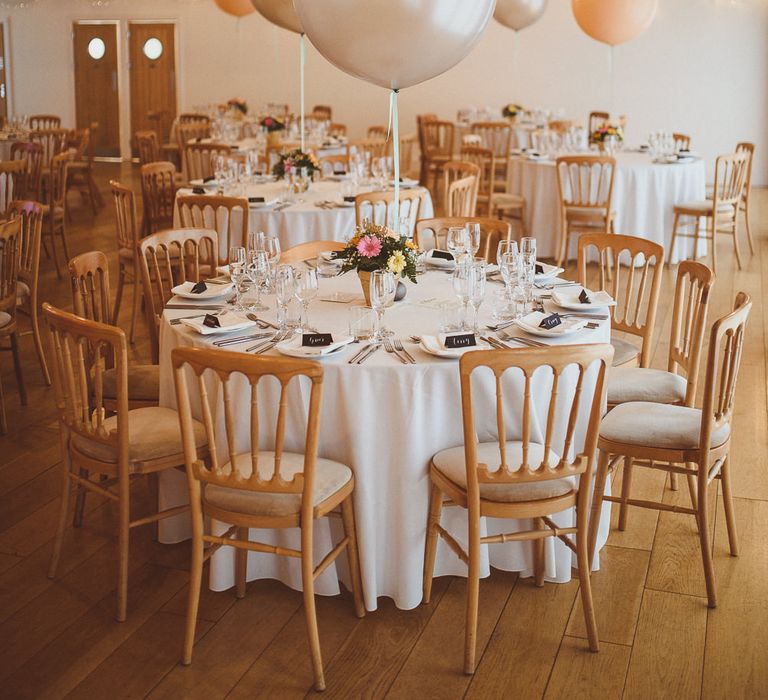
[0,164,766,699]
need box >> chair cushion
[611,337,640,367]
[566,207,615,225]
[608,367,687,405]
[0,311,11,328]
[675,200,734,215]
[203,451,352,518]
[71,406,206,464]
[432,441,575,503]
[600,402,730,450]
[15,280,30,305]
[103,364,160,402]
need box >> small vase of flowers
[332,221,418,306]
[227,98,248,118]
[272,149,320,185]
[502,103,524,122]
[261,116,286,147]
[591,124,624,152]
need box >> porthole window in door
[142,37,163,61]
[87,37,106,60]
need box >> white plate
[390,178,419,188]
[425,251,456,270]
[179,312,256,336]
[189,178,218,188]
[534,262,564,280]
[171,280,234,300]
[249,198,279,208]
[552,286,616,311]
[276,334,354,358]
[514,311,587,337]
[419,334,488,359]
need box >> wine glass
[520,237,537,308]
[274,265,295,331]
[294,268,318,334]
[446,226,468,262]
[246,249,269,312]
[213,155,226,184]
[496,238,519,268]
[452,260,472,330]
[229,246,246,310]
[468,263,487,333]
[263,235,281,265]
[247,230,265,254]
[499,250,520,300]
[466,223,481,259]
[370,270,396,342]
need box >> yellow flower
[405,240,416,250]
[387,251,406,275]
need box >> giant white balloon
[251,0,302,34]
[494,0,548,32]
[293,0,497,90]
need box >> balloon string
[392,89,400,231]
[300,33,306,152]
[513,31,518,89]
[608,45,614,115]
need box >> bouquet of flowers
[272,149,320,179]
[332,221,419,283]
[260,116,285,133]
[591,124,624,144]
[227,98,248,115]
[502,103,523,119]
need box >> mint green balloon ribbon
[300,33,306,152]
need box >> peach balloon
[572,0,658,46]
[214,0,255,18]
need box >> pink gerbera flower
[356,235,382,258]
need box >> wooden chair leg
[576,495,599,652]
[148,473,160,541]
[59,222,71,269]
[10,332,27,406]
[686,463,699,514]
[301,529,325,692]
[48,220,62,279]
[30,301,51,385]
[422,480,444,604]
[533,517,545,587]
[341,495,366,618]
[72,468,89,527]
[708,217,717,276]
[731,221,743,270]
[587,449,611,567]
[116,476,130,622]
[182,534,205,665]
[129,260,142,345]
[0,373,6,435]
[556,224,568,270]
[696,473,717,608]
[113,262,126,327]
[719,455,739,556]
[669,471,679,491]
[692,216,701,263]
[617,457,634,531]
[464,505,481,675]
[742,200,755,255]
[668,212,680,265]
[48,430,73,578]
[235,526,248,599]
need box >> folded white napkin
[179,312,256,336]
[515,311,587,337]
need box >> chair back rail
[415,217,511,262]
[184,142,232,183]
[110,180,140,253]
[556,155,616,211]
[176,194,248,266]
[0,218,22,317]
[10,141,44,200]
[140,162,177,235]
[8,200,43,292]
[354,189,424,237]
[470,122,511,160]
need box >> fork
[497,331,548,348]
[394,338,416,364]
[212,332,272,347]
[383,338,407,364]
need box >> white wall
[4,0,768,183]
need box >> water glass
[348,307,375,340]
[499,250,520,296]
[370,270,396,342]
[274,264,296,331]
[229,246,246,310]
[467,263,486,333]
[452,260,472,330]
[294,268,319,334]
[466,223,481,259]
[247,249,270,312]
[446,226,468,261]
[439,302,463,333]
[496,238,518,268]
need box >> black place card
[579,289,591,304]
[431,250,454,261]
[248,196,265,203]
[191,281,208,294]
[535,263,544,275]
[192,187,206,195]
[202,175,215,183]
[196,137,205,143]
[302,333,333,347]
[343,195,356,202]
[539,313,563,330]
[203,314,221,328]
[444,334,476,349]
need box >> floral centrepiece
[272,149,320,179]
[227,98,248,115]
[260,115,285,133]
[591,124,624,145]
[502,103,524,120]
[333,222,418,283]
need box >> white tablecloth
[508,151,707,261]
[156,269,612,610]
[174,180,434,253]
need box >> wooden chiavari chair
[183,142,231,183]
[423,344,614,672]
[347,138,389,165]
[8,200,49,385]
[735,142,755,255]
[0,218,25,434]
[399,133,418,179]
[669,151,749,274]
[281,240,345,264]
[177,121,213,179]
[29,127,68,168]
[588,111,609,140]
[555,155,616,269]
[138,228,218,363]
[178,113,210,126]
[367,125,387,140]
[135,130,161,165]
[442,161,479,217]
[354,189,425,237]
[672,133,691,151]
[548,119,576,134]
[414,217,511,262]
[110,180,143,343]
[44,303,206,621]
[577,233,664,368]
[588,293,752,608]
[176,193,249,266]
[69,251,160,410]
[65,127,102,214]
[0,160,26,217]
[470,121,512,187]
[317,153,349,177]
[44,152,72,278]
[10,141,44,201]
[329,123,347,138]
[312,104,332,121]
[30,114,61,130]
[172,346,364,690]
[139,162,177,236]
[419,120,454,196]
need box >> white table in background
[156,270,612,611]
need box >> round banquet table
[156,269,612,611]
[508,151,707,262]
[173,180,434,253]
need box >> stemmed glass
[496,238,519,268]
[467,263,486,333]
[466,223,481,259]
[263,235,281,265]
[247,249,270,312]
[452,260,472,330]
[213,155,226,185]
[520,237,537,310]
[294,268,318,334]
[229,246,247,310]
[447,226,468,262]
[370,270,396,342]
[274,265,295,331]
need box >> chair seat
[16,280,30,304]
[608,367,687,405]
[71,406,207,465]
[600,402,730,450]
[0,311,11,328]
[611,337,640,367]
[432,441,575,503]
[203,451,352,518]
[566,207,616,228]
[103,364,160,402]
[674,200,734,216]
[491,193,525,209]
